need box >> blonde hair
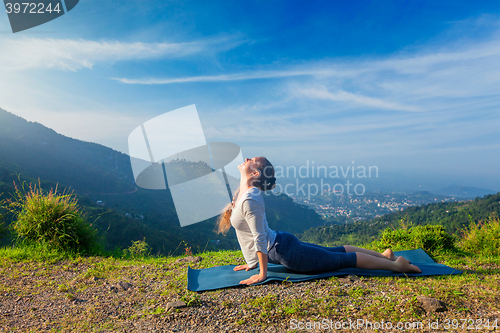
[216,189,240,235]
[216,157,276,235]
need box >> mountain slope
[0,108,325,253]
[0,109,134,194]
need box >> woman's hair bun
[261,176,276,191]
[253,157,276,191]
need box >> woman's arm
[239,251,268,285]
[233,263,257,271]
[236,196,270,284]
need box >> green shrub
[5,181,99,254]
[123,238,151,258]
[373,219,456,255]
[459,214,500,256]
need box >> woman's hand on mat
[233,264,256,271]
[239,273,266,285]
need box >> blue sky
[0,0,499,190]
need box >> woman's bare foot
[394,256,421,273]
[382,248,398,261]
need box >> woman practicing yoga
[217,157,421,285]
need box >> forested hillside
[298,192,500,246]
[0,109,134,195]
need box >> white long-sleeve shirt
[230,187,277,268]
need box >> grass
[0,243,498,331]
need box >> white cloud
[373,40,500,74]
[0,35,244,71]
[113,35,500,114]
[295,86,421,112]
[113,39,500,85]
[112,69,328,84]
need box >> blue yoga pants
[267,231,357,273]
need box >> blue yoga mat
[187,249,462,292]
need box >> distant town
[290,191,469,223]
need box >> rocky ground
[0,254,499,332]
